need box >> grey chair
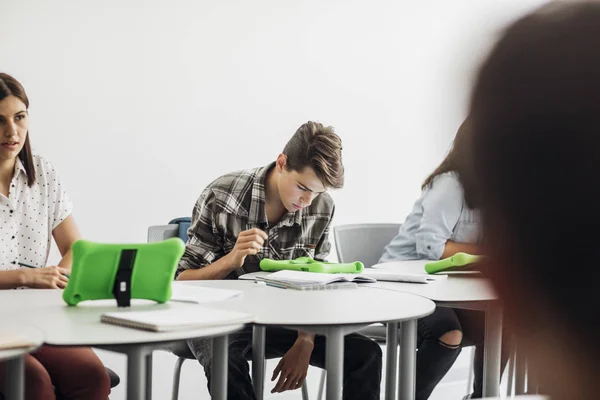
[320,223,481,399]
[147,224,310,400]
[314,223,401,398]
[335,223,404,340]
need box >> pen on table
[18,262,70,278]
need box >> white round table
[176,280,436,400]
[0,289,252,400]
[370,260,503,397]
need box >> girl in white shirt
[0,73,110,400]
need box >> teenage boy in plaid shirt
[178,121,382,399]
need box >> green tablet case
[259,257,364,274]
[424,252,481,274]
[62,238,185,307]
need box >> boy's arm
[314,205,335,262]
[176,189,229,280]
[176,189,267,281]
[271,331,315,393]
[270,204,335,393]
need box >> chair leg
[466,347,475,396]
[317,369,326,400]
[526,358,538,394]
[515,340,527,395]
[506,335,517,396]
[301,380,309,400]
[171,357,187,400]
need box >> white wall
[1,0,545,398]
[1,0,545,247]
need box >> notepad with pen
[256,270,374,291]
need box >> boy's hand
[271,335,314,393]
[227,228,268,268]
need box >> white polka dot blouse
[0,154,73,270]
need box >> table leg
[385,322,399,400]
[325,327,344,400]
[399,319,417,400]
[127,347,146,400]
[212,334,229,400]
[252,325,266,399]
[483,303,503,397]
[5,355,24,400]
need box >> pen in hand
[17,262,37,269]
[18,262,70,278]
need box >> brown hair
[466,2,600,394]
[0,73,35,186]
[422,118,476,206]
[282,121,344,189]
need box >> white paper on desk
[170,285,242,304]
[360,269,447,284]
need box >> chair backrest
[148,217,192,244]
[333,223,401,268]
[147,224,179,243]
[168,217,192,243]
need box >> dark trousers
[416,308,511,400]
[188,326,382,400]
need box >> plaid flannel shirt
[177,162,335,279]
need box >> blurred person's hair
[465,1,600,397]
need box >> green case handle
[259,257,364,273]
[424,252,481,274]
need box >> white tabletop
[240,265,497,304]
[0,290,251,346]
[175,280,436,326]
[367,261,497,303]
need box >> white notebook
[257,270,375,290]
[101,307,251,332]
[360,269,447,284]
[170,285,242,304]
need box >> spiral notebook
[100,307,251,332]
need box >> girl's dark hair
[422,118,477,207]
[0,73,35,186]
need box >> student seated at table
[177,121,382,399]
[379,118,509,400]
[461,2,600,398]
[0,73,110,400]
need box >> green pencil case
[424,252,481,274]
[260,257,364,274]
[63,238,185,306]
